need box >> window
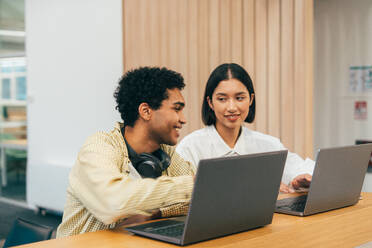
[0,0,26,202]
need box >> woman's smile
[225,114,240,122]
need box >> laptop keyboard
[145,222,185,237]
[276,194,308,212]
[129,219,185,238]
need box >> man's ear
[138,103,152,121]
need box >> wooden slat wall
[122,0,314,158]
[280,0,295,157]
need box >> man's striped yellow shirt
[56,123,195,237]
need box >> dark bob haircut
[201,63,256,125]
[114,67,185,127]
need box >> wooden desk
[19,193,372,248]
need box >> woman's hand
[279,182,295,193]
[290,174,312,189]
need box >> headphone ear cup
[122,130,169,178]
[136,153,163,178]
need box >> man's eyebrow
[173,101,185,107]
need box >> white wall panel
[26,0,123,211]
[314,0,372,191]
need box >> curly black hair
[114,67,185,127]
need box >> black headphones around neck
[121,127,170,178]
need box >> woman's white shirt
[176,125,314,185]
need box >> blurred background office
[0,0,371,241]
[0,0,27,204]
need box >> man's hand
[119,214,151,226]
[290,174,312,189]
[150,210,162,219]
[279,182,295,193]
[119,210,161,226]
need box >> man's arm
[163,144,196,177]
[70,133,194,225]
[157,146,196,217]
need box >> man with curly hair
[57,67,195,237]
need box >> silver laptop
[125,150,288,246]
[275,144,372,216]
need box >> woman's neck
[214,123,241,149]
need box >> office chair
[5,148,27,183]
[3,218,54,248]
[0,133,27,185]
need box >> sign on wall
[354,101,367,120]
[349,66,372,93]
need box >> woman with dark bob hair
[176,63,314,192]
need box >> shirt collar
[234,126,255,155]
[207,125,251,157]
[115,122,124,131]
